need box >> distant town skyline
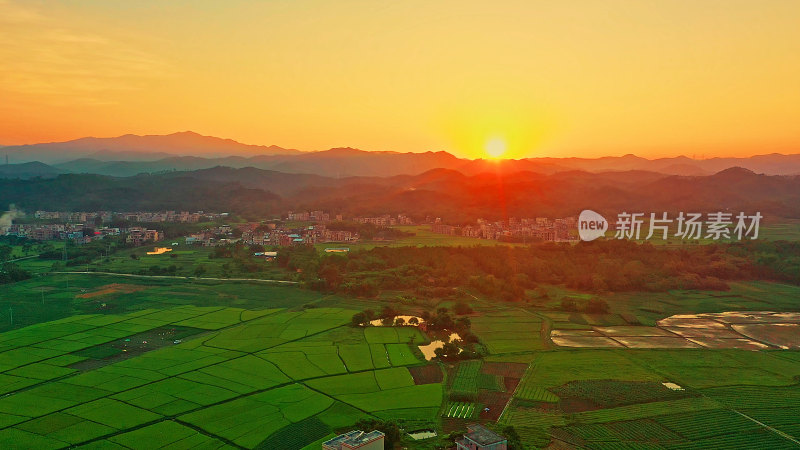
[2,1,799,159]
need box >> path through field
[49,271,299,284]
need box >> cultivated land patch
[2,275,800,448]
[408,364,444,385]
[498,348,800,449]
[472,310,544,354]
[552,311,800,349]
[76,283,148,299]
[0,301,444,449]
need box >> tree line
[277,239,799,302]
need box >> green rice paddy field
[0,277,441,448]
[0,274,799,448]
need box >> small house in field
[322,430,385,450]
[456,424,507,450]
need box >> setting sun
[486,138,507,158]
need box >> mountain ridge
[3,132,800,177]
[3,165,797,222]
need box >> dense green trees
[278,239,799,302]
[0,263,30,284]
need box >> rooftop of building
[323,430,385,448]
[463,423,506,446]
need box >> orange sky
[1,0,799,159]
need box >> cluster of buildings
[3,223,114,244]
[186,221,361,247]
[353,214,413,226]
[431,216,577,242]
[33,210,226,223]
[125,227,162,246]
[183,211,416,248]
[287,211,414,227]
[287,210,336,222]
[1,222,163,246]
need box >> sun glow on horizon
[486,138,508,159]
[1,1,799,158]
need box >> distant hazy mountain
[4,166,797,222]
[275,166,800,221]
[0,162,65,179]
[523,153,800,176]
[0,172,280,216]
[4,132,800,176]
[2,131,301,164]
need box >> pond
[407,429,437,440]
[369,315,424,326]
[418,332,461,361]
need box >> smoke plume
[0,205,24,228]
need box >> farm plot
[625,349,800,389]
[408,364,443,385]
[0,293,447,448]
[309,366,440,415]
[571,397,723,424]
[472,311,545,354]
[661,430,795,449]
[549,333,623,348]
[514,351,660,404]
[336,383,443,413]
[444,402,476,418]
[375,367,415,390]
[477,390,513,421]
[364,326,427,344]
[105,420,228,449]
[255,416,331,450]
[112,376,240,415]
[259,326,421,379]
[63,398,161,433]
[655,409,764,441]
[307,371,381,395]
[482,361,527,379]
[386,343,422,366]
[702,384,800,409]
[477,373,504,391]
[259,345,347,379]
[449,360,482,400]
[205,308,356,352]
[551,380,695,411]
[559,418,683,446]
[735,406,800,437]
[370,343,391,369]
[180,384,333,449]
[338,344,374,371]
[733,323,800,349]
[500,407,566,448]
